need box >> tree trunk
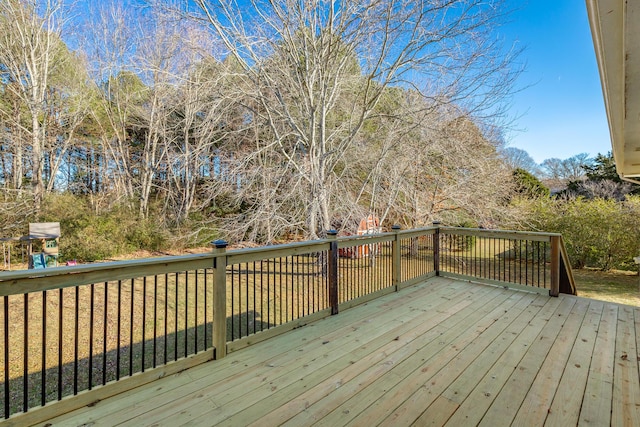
[31,115,44,208]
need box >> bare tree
[576,180,634,201]
[84,2,222,219]
[183,0,521,238]
[394,110,512,228]
[83,2,139,206]
[0,0,75,207]
[499,146,541,176]
[333,86,514,232]
[541,153,592,183]
[161,30,230,225]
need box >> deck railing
[436,227,576,296]
[0,225,575,424]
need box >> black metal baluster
[195,271,198,353]
[164,274,168,365]
[185,272,189,358]
[245,263,250,336]
[366,248,370,296]
[74,286,79,394]
[508,240,512,283]
[203,270,207,350]
[311,255,316,312]
[103,283,108,386]
[286,257,290,322]
[293,256,298,319]
[174,273,178,361]
[354,249,357,300]
[353,249,356,300]
[266,260,270,330]
[252,261,256,333]
[493,238,497,280]
[525,240,529,285]
[473,235,477,278]
[4,295,9,418]
[23,293,28,412]
[142,277,147,371]
[279,258,283,325]
[41,290,47,404]
[231,265,235,341]
[58,289,63,400]
[536,242,541,287]
[359,251,363,298]
[501,239,505,282]
[153,276,158,368]
[518,241,523,284]
[302,256,307,316]
[259,260,264,332]
[89,285,94,390]
[544,243,548,288]
[129,278,134,375]
[116,280,122,380]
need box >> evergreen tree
[583,152,625,182]
[513,168,550,198]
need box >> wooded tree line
[0,0,522,248]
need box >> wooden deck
[34,277,640,426]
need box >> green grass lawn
[573,268,640,306]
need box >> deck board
[611,306,640,426]
[545,300,603,426]
[33,277,640,427]
[441,293,562,426]
[511,297,590,426]
[578,303,617,426]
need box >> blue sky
[502,0,611,164]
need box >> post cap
[327,229,338,236]
[211,239,228,249]
[432,221,441,226]
[391,225,401,230]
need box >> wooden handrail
[439,226,558,242]
[0,254,216,296]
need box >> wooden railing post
[392,225,401,290]
[327,230,339,315]
[212,239,228,359]
[433,221,441,276]
[550,235,560,297]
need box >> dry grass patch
[573,268,640,306]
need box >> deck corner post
[550,235,560,297]
[327,230,339,315]
[211,239,228,359]
[391,225,402,290]
[433,221,441,276]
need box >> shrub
[517,196,640,270]
[37,194,172,262]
